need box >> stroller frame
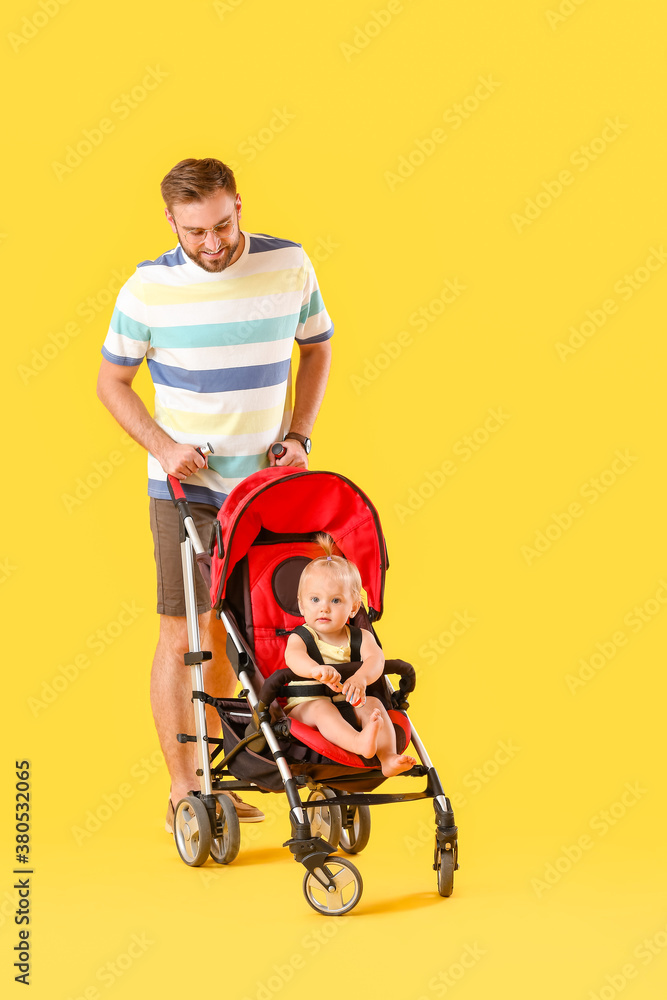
[167,469,458,914]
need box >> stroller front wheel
[302,856,363,916]
[435,842,456,897]
[173,796,211,867]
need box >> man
[97,158,332,828]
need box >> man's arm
[96,359,206,480]
[269,340,332,468]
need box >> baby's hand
[312,665,342,691]
[342,674,367,707]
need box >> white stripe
[298,313,332,340]
[104,331,148,359]
[153,418,286,454]
[143,291,306,328]
[154,381,288,413]
[147,337,294,371]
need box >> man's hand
[310,664,342,691]
[157,442,208,480]
[341,673,367,707]
[268,439,308,469]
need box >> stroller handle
[166,443,214,557]
[166,442,214,498]
[271,442,287,460]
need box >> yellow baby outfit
[283,625,351,714]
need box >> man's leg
[150,610,235,806]
[149,497,264,824]
[150,609,265,824]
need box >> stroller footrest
[283,834,337,876]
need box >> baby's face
[298,568,359,638]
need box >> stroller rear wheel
[339,797,371,854]
[302,856,363,916]
[210,794,241,865]
[307,786,342,848]
[174,797,211,867]
[435,841,456,897]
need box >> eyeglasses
[180,216,236,246]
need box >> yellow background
[2,1,666,997]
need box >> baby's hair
[297,533,362,605]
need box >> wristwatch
[284,431,312,455]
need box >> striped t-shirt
[101,232,333,507]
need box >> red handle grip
[167,475,186,502]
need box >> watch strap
[284,432,310,449]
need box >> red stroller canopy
[210,468,387,617]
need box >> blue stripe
[297,325,334,345]
[101,346,144,367]
[137,246,186,269]
[112,306,151,342]
[148,479,227,508]
[147,357,291,392]
[248,234,302,254]
[208,453,268,479]
[148,313,299,349]
[299,289,325,324]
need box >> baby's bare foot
[381,753,417,777]
[356,709,382,758]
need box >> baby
[284,535,416,777]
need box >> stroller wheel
[435,841,456,897]
[338,798,371,855]
[302,857,363,916]
[307,786,342,848]
[173,797,211,867]
[210,794,241,865]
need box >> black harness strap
[349,625,362,662]
[280,683,331,698]
[292,624,363,663]
[292,624,324,664]
[285,626,364,720]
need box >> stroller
[168,463,458,915]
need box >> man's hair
[160,158,237,210]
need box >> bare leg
[354,697,416,776]
[289,700,382,758]
[150,610,235,806]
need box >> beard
[178,230,242,273]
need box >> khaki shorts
[149,497,219,616]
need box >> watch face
[304,438,312,454]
